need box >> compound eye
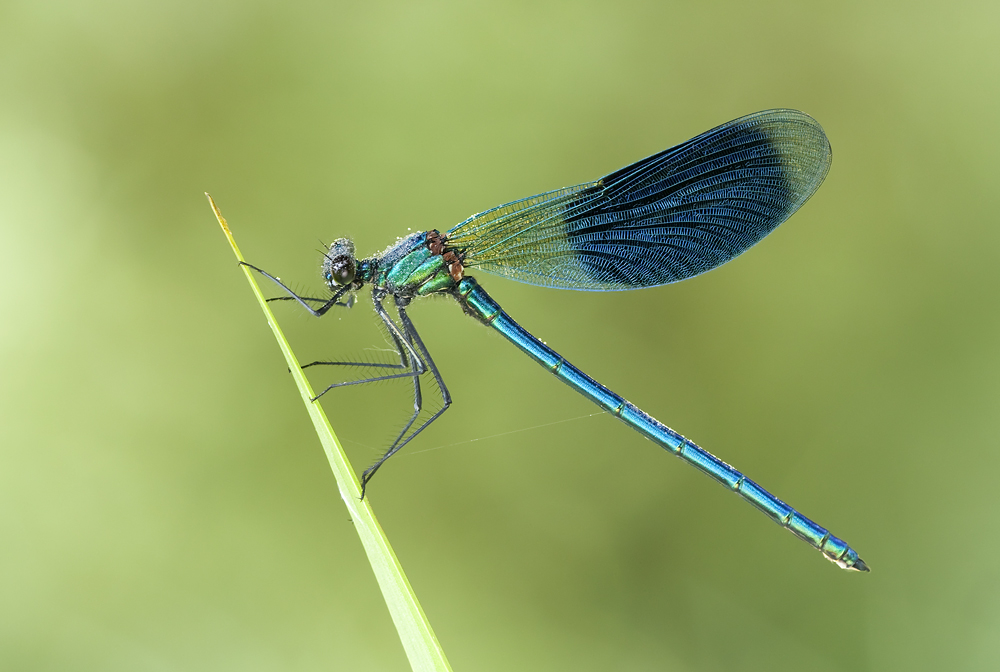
[330,256,356,285]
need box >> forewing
[446,109,831,290]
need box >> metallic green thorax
[373,231,461,298]
[287,110,865,572]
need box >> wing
[446,109,832,290]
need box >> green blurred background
[2,1,998,669]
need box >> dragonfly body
[247,109,869,571]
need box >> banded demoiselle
[245,109,868,571]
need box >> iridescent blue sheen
[447,109,831,290]
[454,277,866,571]
[250,109,867,572]
[447,111,863,570]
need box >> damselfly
[244,110,868,571]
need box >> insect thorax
[377,230,465,297]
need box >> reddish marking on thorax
[426,230,464,282]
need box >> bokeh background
[2,1,998,670]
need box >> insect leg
[360,301,451,496]
[310,291,425,401]
[240,262,350,315]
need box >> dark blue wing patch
[447,109,831,290]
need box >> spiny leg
[242,261,424,398]
[373,302,427,482]
[244,261,446,493]
[302,314,411,375]
[360,301,452,497]
[240,262,350,316]
[305,359,419,400]
[392,304,452,453]
[268,295,354,309]
[302,360,408,371]
[310,291,425,401]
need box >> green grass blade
[207,194,453,672]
